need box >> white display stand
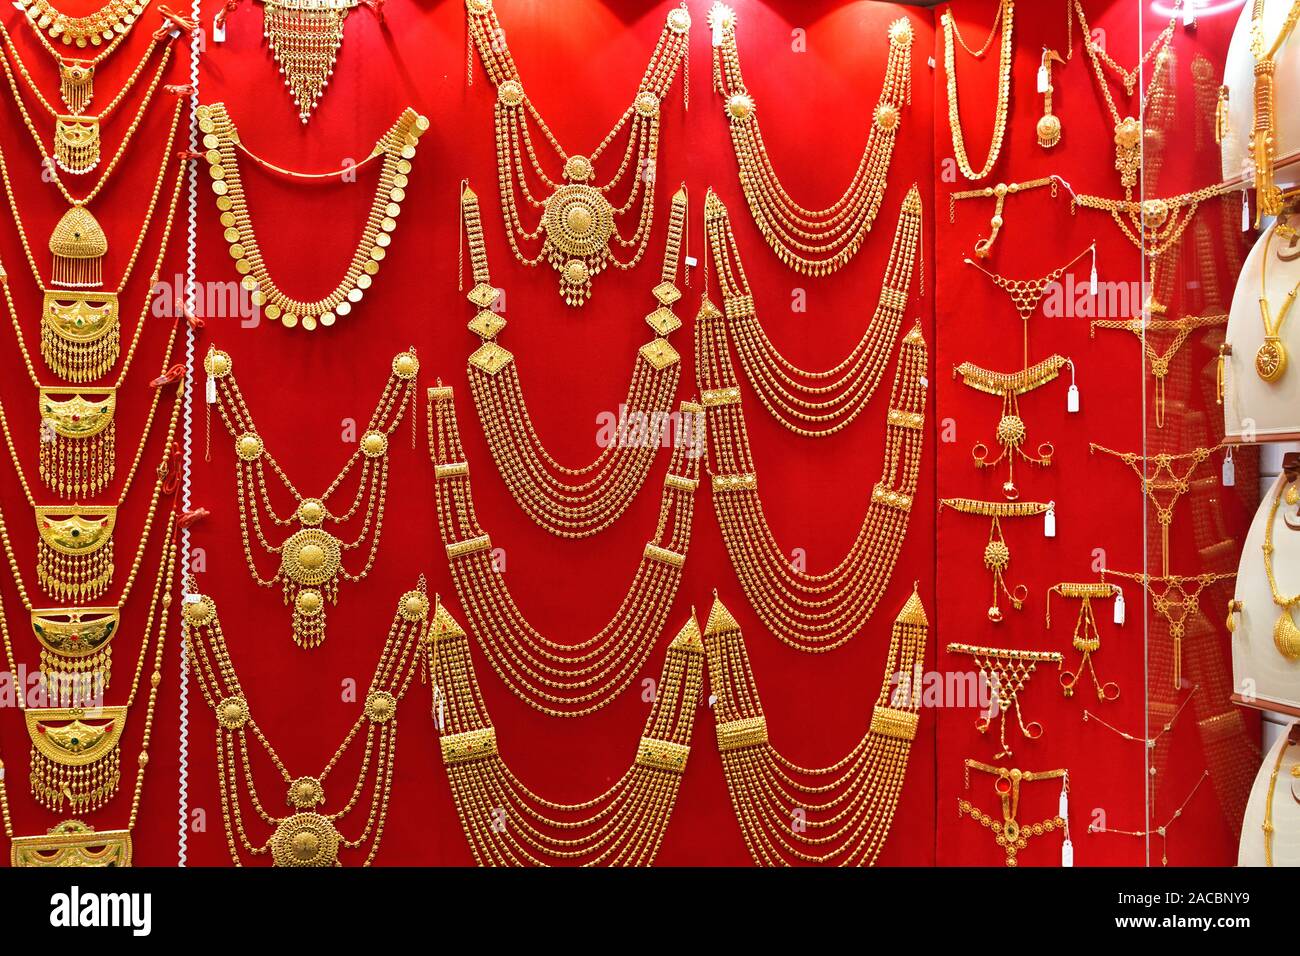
[1220,0,1300,188]
[1238,724,1300,866]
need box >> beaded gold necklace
[707,3,912,276]
[429,599,702,866]
[465,0,690,306]
[940,0,1013,182]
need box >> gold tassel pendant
[1114,116,1142,193]
[1253,60,1281,225]
[53,116,101,174]
[31,606,118,694]
[48,206,107,289]
[262,0,353,124]
[38,387,116,496]
[35,506,116,603]
[26,707,125,814]
[278,528,343,649]
[59,61,95,115]
[41,291,119,382]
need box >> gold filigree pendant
[1114,116,1142,194]
[31,606,118,692]
[278,526,342,649]
[58,60,95,114]
[1256,335,1288,383]
[41,290,119,381]
[542,180,617,307]
[26,706,126,813]
[53,115,100,173]
[1275,607,1300,661]
[35,505,116,602]
[38,386,116,496]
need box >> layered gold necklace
[196,102,428,332]
[707,3,912,276]
[704,588,927,866]
[184,580,429,866]
[696,307,927,652]
[703,185,922,437]
[1248,0,1300,224]
[204,345,419,648]
[429,599,702,866]
[465,0,691,305]
[940,0,1013,182]
[428,384,702,718]
[458,182,687,537]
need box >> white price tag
[927,55,936,69]
[1061,838,1074,867]
[1114,590,1126,626]
[205,377,217,404]
[1044,507,1056,538]
[711,17,724,47]
[1090,264,1098,296]
[1222,455,1235,487]
[1067,384,1080,413]
[684,255,698,268]
[1037,65,1049,93]
[213,16,226,43]
[919,375,929,389]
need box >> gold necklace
[950,176,1061,258]
[703,185,922,437]
[0,508,178,865]
[429,599,702,866]
[255,0,361,123]
[704,587,927,866]
[964,246,1093,364]
[1249,0,1300,224]
[1256,221,1300,382]
[938,497,1055,622]
[955,356,1071,499]
[1089,769,1208,865]
[1263,725,1300,866]
[697,310,927,652]
[184,579,428,866]
[1046,581,1124,702]
[197,102,428,332]
[1264,465,1300,660]
[708,3,912,276]
[940,0,1013,182]
[204,345,419,648]
[428,384,701,717]
[465,0,690,306]
[959,760,1068,867]
[458,182,687,537]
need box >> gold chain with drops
[707,3,913,276]
[703,588,927,866]
[703,184,922,438]
[428,599,703,866]
[457,182,687,539]
[1071,181,1237,260]
[15,0,152,54]
[941,0,1014,181]
[183,580,429,866]
[427,383,702,718]
[695,300,927,653]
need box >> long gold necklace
[959,760,1069,867]
[184,579,428,866]
[196,102,428,332]
[465,0,690,306]
[0,508,177,865]
[940,0,1013,182]
[1248,0,1300,224]
[13,0,154,113]
[1255,221,1300,382]
[697,309,927,653]
[204,345,418,648]
[1263,464,1300,660]
[938,497,1055,622]
[429,599,702,866]
[458,182,687,537]
[703,184,922,437]
[704,587,927,866]
[947,643,1063,759]
[707,3,912,276]
[1046,581,1124,702]
[428,384,701,718]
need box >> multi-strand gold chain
[428,384,701,717]
[196,102,428,332]
[428,599,702,866]
[465,0,690,305]
[204,345,418,648]
[940,0,1014,181]
[708,3,912,276]
[697,310,927,652]
[703,184,922,437]
[458,181,686,537]
[184,579,429,866]
[938,497,1055,622]
[704,587,927,865]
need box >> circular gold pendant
[270,812,340,867]
[874,101,899,132]
[279,528,342,588]
[995,415,1026,449]
[1115,116,1141,149]
[726,93,755,122]
[1256,338,1288,382]
[983,540,1011,572]
[543,184,615,259]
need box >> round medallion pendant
[270,812,340,867]
[874,101,899,132]
[1255,338,1288,382]
[1114,116,1141,149]
[726,93,755,121]
[995,415,1026,448]
[983,540,1010,572]
[543,184,615,259]
[279,528,342,588]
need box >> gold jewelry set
[959,760,1069,867]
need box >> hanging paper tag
[1243,189,1251,232]
[1059,789,1069,820]
[1114,590,1126,626]
[183,592,201,604]
[1090,264,1099,296]
[711,16,724,47]
[684,255,698,269]
[1067,384,1080,413]
[205,377,217,404]
[1222,454,1235,487]
[1183,2,1195,27]
[708,693,718,708]
[1037,64,1050,93]
[1044,506,1056,538]
[919,375,929,389]
[1062,838,1074,867]
[927,55,936,69]
[213,15,226,43]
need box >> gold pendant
[1037,113,1061,148]
[1114,116,1142,193]
[41,290,119,382]
[26,706,126,813]
[11,820,132,867]
[31,606,118,692]
[269,811,341,867]
[1256,335,1288,382]
[1275,607,1300,661]
[278,526,343,649]
[49,205,107,288]
[58,61,95,114]
[261,0,354,124]
[35,505,116,602]
[542,178,617,307]
[38,386,116,496]
[53,115,101,174]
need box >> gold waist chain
[950,176,1061,258]
[704,587,927,866]
[708,3,912,276]
[205,346,419,649]
[184,580,429,866]
[959,760,1069,867]
[428,384,701,718]
[697,311,928,653]
[1090,769,1209,866]
[458,181,686,538]
[939,497,1055,622]
[703,184,922,437]
[1071,183,1236,263]
[466,0,691,306]
[429,599,703,866]
[947,643,1063,759]
[1046,581,1124,702]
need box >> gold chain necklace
[1089,769,1208,865]
[428,384,701,717]
[1249,0,1300,224]
[938,497,1055,622]
[1263,725,1300,865]
[466,0,690,306]
[1046,581,1124,702]
[959,761,1068,867]
[458,182,687,537]
[1256,221,1300,382]
[184,580,429,866]
[697,310,927,652]
[703,185,922,437]
[947,643,1063,759]
[708,3,912,276]
[429,599,702,866]
[255,0,360,123]
[940,0,1013,182]
[197,102,428,332]
[1263,465,1300,659]
[704,587,927,866]
[0,508,177,865]
[204,346,418,648]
